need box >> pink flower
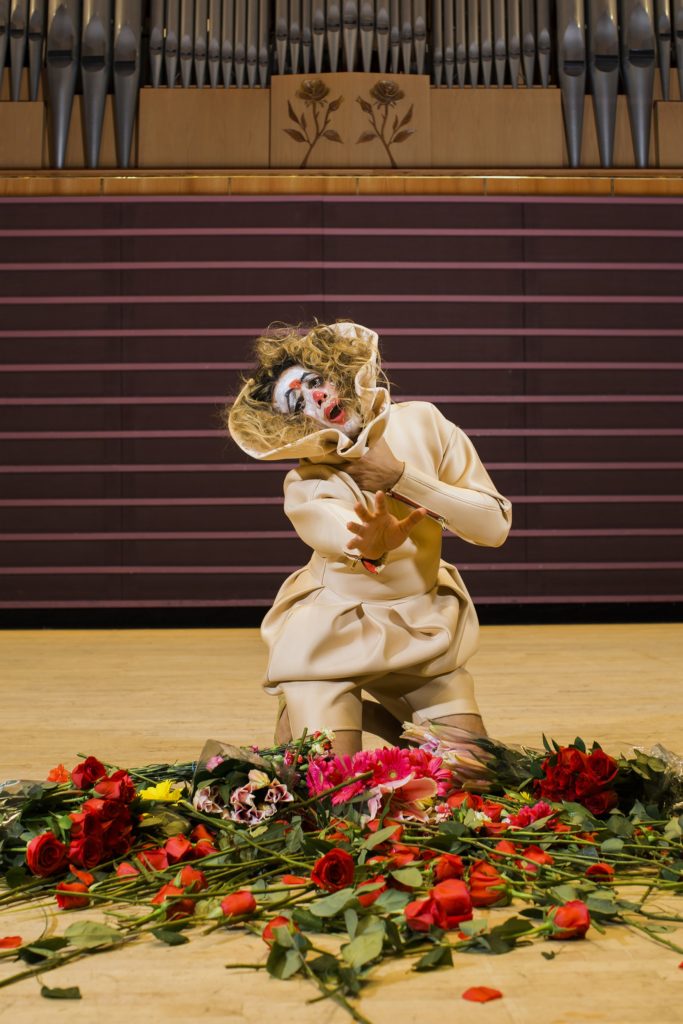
[407,749,454,797]
[505,801,554,829]
[205,754,225,772]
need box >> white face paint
[272,364,362,439]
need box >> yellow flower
[138,779,184,803]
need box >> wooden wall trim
[1,170,683,198]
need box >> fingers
[374,491,387,514]
[346,521,366,538]
[399,507,427,534]
[353,502,373,524]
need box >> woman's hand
[339,437,405,493]
[346,491,427,560]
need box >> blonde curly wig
[226,320,386,455]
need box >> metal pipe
[535,0,550,85]
[434,0,445,84]
[81,0,111,168]
[27,0,45,100]
[414,0,425,71]
[275,0,286,73]
[9,0,28,99]
[149,0,164,86]
[312,0,324,70]
[655,0,671,99]
[327,0,340,71]
[376,0,388,70]
[179,0,193,86]
[480,0,493,86]
[113,0,141,168]
[246,0,257,85]
[493,0,506,84]
[193,0,207,85]
[506,0,520,85]
[360,0,373,70]
[46,0,81,168]
[587,0,619,167]
[165,0,179,86]
[0,0,8,95]
[207,0,221,86]
[620,0,656,168]
[455,0,466,84]
[343,0,358,70]
[520,0,534,85]
[289,0,300,72]
[467,0,479,84]
[233,0,245,85]
[221,0,233,84]
[257,0,267,84]
[302,0,311,71]
[389,0,398,70]
[557,0,585,167]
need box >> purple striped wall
[0,194,682,612]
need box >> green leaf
[362,825,397,850]
[266,944,302,980]
[285,821,304,854]
[414,943,452,971]
[573,736,586,753]
[152,928,189,946]
[309,952,340,978]
[344,908,358,939]
[458,918,488,937]
[4,866,30,888]
[309,888,355,918]
[373,889,411,913]
[390,866,423,888]
[291,908,326,932]
[63,921,122,949]
[548,884,579,905]
[20,936,70,964]
[664,816,683,841]
[600,837,624,854]
[41,985,81,1000]
[541,950,557,960]
[489,917,534,943]
[341,930,384,969]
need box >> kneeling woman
[228,321,511,756]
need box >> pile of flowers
[0,731,681,1017]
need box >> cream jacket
[228,323,512,689]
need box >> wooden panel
[431,86,565,169]
[655,102,683,168]
[271,73,431,169]
[0,102,44,169]
[137,87,270,168]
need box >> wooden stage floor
[1,623,682,1023]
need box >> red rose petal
[462,986,503,1003]
[0,936,22,949]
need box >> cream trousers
[279,666,480,736]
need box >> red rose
[80,798,120,823]
[116,861,140,878]
[587,749,618,785]
[583,789,618,816]
[193,840,219,859]
[0,936,23,949]
[469,860,508,907]
[518,844,555,875]
[137,847,169,871]
[190,825,215,843]
[310,848,355,892]
[68,810,103,840]
[94,770,136,803]
[388,843,420,868]
[165,834,193,864]
[71,756,107,790]
[68,835,105,869]
[575,772,600,798]
[481,800,505,822]
[430,879,473,928]
[221,890,256,918]
[585,861,615,880]
[404,896,447,932]
[262,915,299,945]
[177,865,208,892]
[357,875,387,907]
[447,791,484,811]
[433,853,465,882]
[26,832,69,877]
[55,882,90,910]
[151,883,194,920]
[548,900,591,940]
[492,839,518,861]
[557,747,589,773]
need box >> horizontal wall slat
[1,195,681,610]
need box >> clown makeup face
[272,364,362,439]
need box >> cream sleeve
[283,467,372,564]
[389,422,512,548]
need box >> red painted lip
[325,400,346,423]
